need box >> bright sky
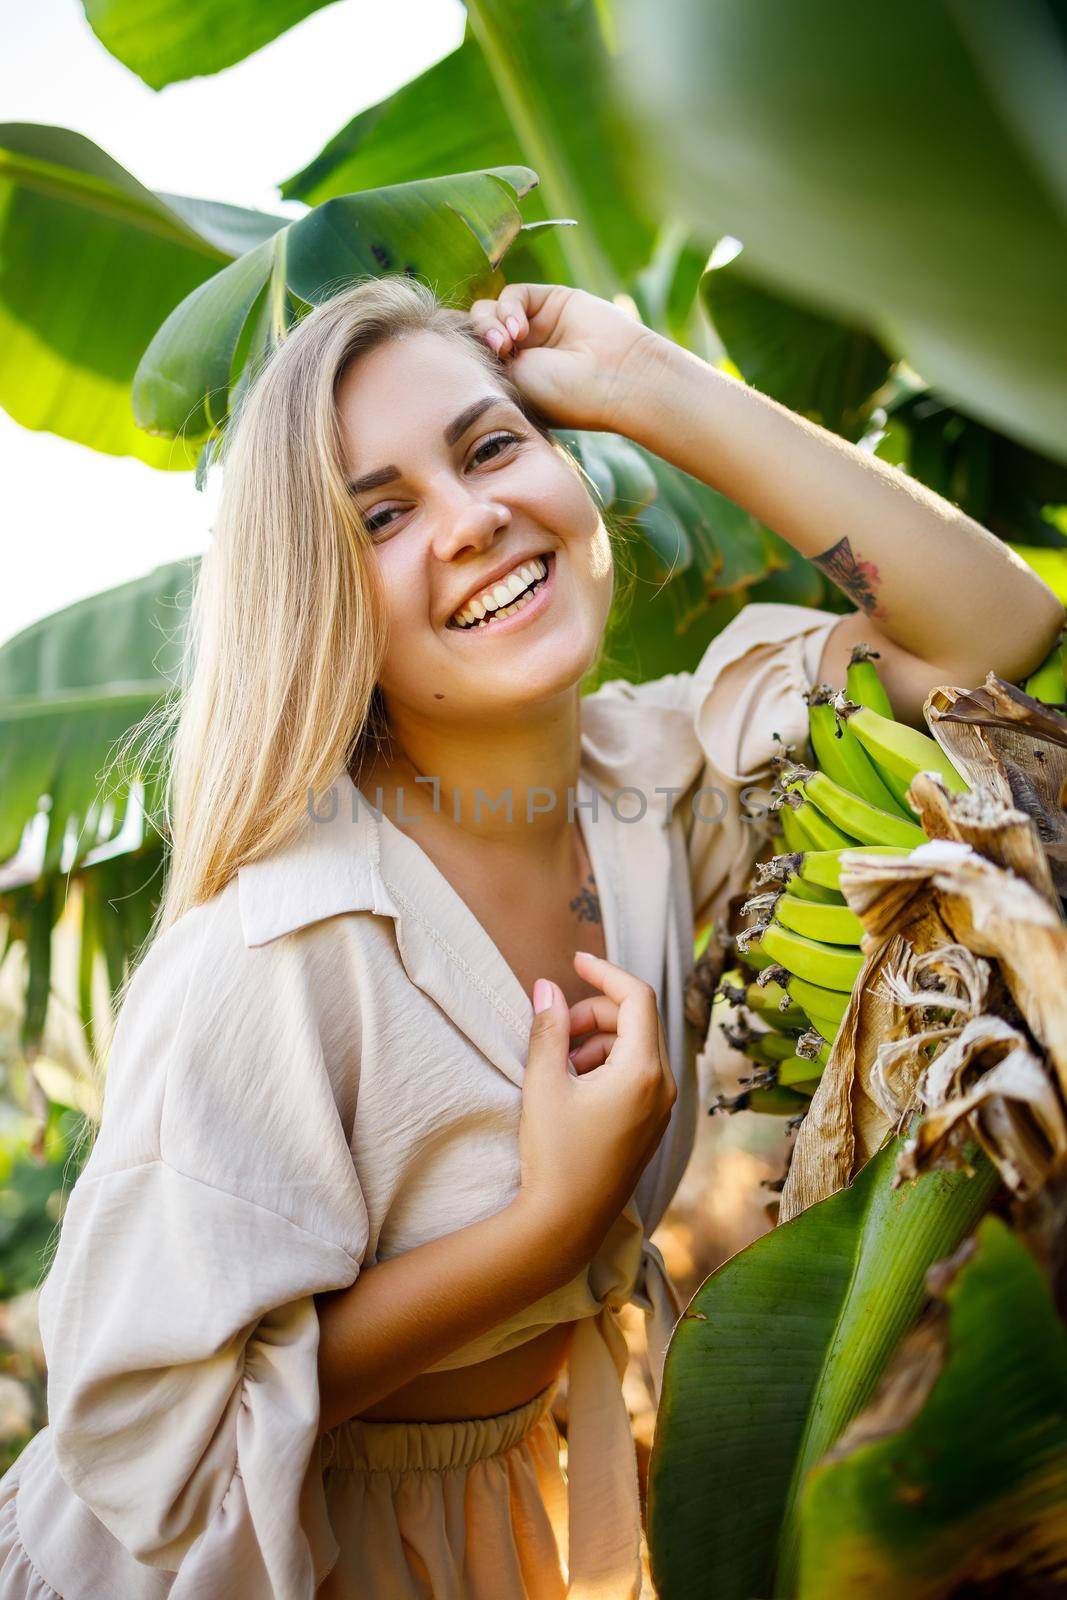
[2,0,466,646]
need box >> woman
[0,276,1059,1600]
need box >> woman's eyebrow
[345,395,513,495]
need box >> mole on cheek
[434,693,445,700]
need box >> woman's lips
[447,552,556,639]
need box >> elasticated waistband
[319,1379,560,1476]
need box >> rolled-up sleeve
[36,888,369,1597]
[582,601,844,926]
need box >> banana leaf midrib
[463,2,619,298]
[772,1149,1001,1594]
[0,683,176,722]
[0,150,231,263]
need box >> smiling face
[336,329,614,730]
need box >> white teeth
[450,556,549,629]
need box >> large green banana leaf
[797,1215,1067,1597]
[81,0,338,88]
[647,1140,1001,1599]
[0,562,192,1054]
[134,164,559,449]
[278,29,574,294]
[0,122,286,466]
[618,0,1067,466]
[281,29,524,204]
[282,4,659,299]
[877,384,1067,549]
[0,560,192,874]
[701,261,896,445]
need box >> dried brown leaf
[926,675,1067,899]
[906,771,1059,910]
[897,1015,1067,1198]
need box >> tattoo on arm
[813,536,886,618]
[570,874,602,925]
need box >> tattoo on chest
[570,873,602,925]
[813,535,886,619]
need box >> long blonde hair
[111,274,632,981]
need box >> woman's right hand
[515,952,677,1269]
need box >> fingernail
[568,1047,580,1061]
[486,328,504,353]
[505,316,521,340]
[533,978,554,1013]
[574,950,594,960]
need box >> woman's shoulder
[580,602,843,799]
[87,876,367,1221]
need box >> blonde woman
[0,277,1059,1600]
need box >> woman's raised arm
[603,336,1065,724]
[467,283,1065,729]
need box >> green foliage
[621,0,1067,466]
[701,265,895,443]
[0,122,284,467]
[82,0,336,88]
[797,1217,1067,1597]
[0,1106,89,1298]
[647,1141,1001,1599]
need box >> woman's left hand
[466,283,668,433]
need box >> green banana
[782,974,851,1025]
[837,697,969,797]
[746,1030,802,1064]
[778,796,818,853]
[775,892,865,946]
[778,1054,825,1088]
[737,939,777,973]
[846,644,895,719]
[784,875,847,906]
[1023,634,1066,704]
[778,792,859,851]
[782,766,928,849]
[808,689,910,819]
[844,648,927,815]
[796,844,908,891]
[798,1007,840,1043]
[757,920,865,992]
[746,1084,811,1116]
[743,981,808,1029]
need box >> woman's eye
[470,431,522,466]
[364,506,400,534]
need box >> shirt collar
[237,768,399,948]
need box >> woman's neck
[351,690,585,858]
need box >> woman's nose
[430,489,511,562]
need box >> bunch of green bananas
[1021,627,1067,705]
[713,645,971,1119]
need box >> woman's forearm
[315,1195,583,1434]
[612,339,1063,685]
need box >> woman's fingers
[469,284,567,356]
[572,950,659,1015]
[567,1032,617,1073]
[572,950,676,1095]
[567,993,619,1039]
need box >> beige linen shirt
[2,601,841,1600]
